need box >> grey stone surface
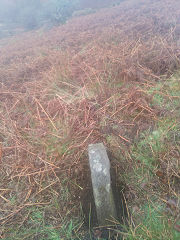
[88,143,117,226]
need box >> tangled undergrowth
[0,0,180,239]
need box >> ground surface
[0,0,180,239]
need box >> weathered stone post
[88,143,117,226]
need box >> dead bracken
[0,0,180,239]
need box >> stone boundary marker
[88,143,117,226]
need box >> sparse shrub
[18,7,40,30]
[42,0,80,24]
[72,8,96,17]
[0,0,80,30]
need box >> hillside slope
[0,0,180,239]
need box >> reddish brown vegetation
[0,0,180,236]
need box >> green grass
[122,72,180,240]
[4,209,75,240]
[2,183,84,240]
[124,202,179,240]
[149,71,180,113]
